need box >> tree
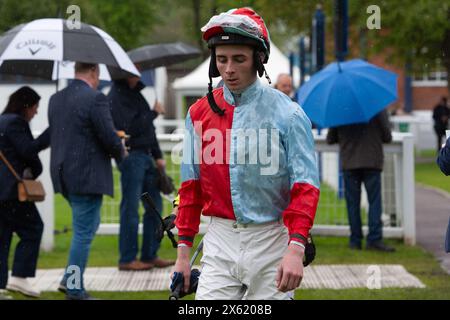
[254,1,331,54]
[223,0,450,93]
[348,0,450,93]
[0,0,62,32]
[87,0,162,50]
[0,0,161,50]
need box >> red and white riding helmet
[201,8,271,64]
[202,8,272,116]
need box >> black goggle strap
[254,50,271,84]
[263,65,271,84]
[207,78,225,116]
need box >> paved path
[27,264,424,292]
[416,184,450,274]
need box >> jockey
[173,7,320,300]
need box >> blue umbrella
[297,59,398,128]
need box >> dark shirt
[432,103,450,132]
[326,110,392,171]
[0,114,49,200]
[108,80,162,160]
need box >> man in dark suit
[327,110,395,252]
[48,62,125,300]
[108,75,174,271]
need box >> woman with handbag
[0,86,49,299]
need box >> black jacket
[433,103,450,133]
[437,137,450,175]
[48,79,124,197]
[326,110,392,171]
[108,80,162,159]
[0,114,49,201]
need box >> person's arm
[149,101,165,163]
[278,107,320,292]
[109,92,126,132]
[326,127,338,144]
[153,101,165,116]
[437,137,450,175]
[6,118,42,178]
[175,111,202,247]
[378,110,393,143]
[18,127,49,155]
[149,122,163,162]
[34,127,50,152]
[90,93,125,162]
[173,245,192,293]
[432,106,439,122]
[174,112,203,292]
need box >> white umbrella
[0,18,140,80]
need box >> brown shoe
[144,257,175,268]
[119,260,154,271]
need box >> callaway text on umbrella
[0,18,140,80]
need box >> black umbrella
[127,42,201,70]
[0,18,140,80]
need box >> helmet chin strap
[206,48,270,116]
[207,48,225,116]
[263,66,272,84]
[207,77,225,116]
[254,50,271,84]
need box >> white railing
[313,132,415,245]
[390,113,434,152]
[40,131,416,251]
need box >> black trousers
[0,201,43,289]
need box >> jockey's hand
[173,246,192,293]
[276,244,304,292]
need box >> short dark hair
[75,62,97,73]
[2,86,40,116]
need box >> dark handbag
[0,151,46,202]
[156,168,176,195]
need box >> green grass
[7,235,450,300]
[415,149,450,193]
[416,148,438,159]
[315,183,367,225]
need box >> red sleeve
[175,179,203,247]
[282,182,320,244]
